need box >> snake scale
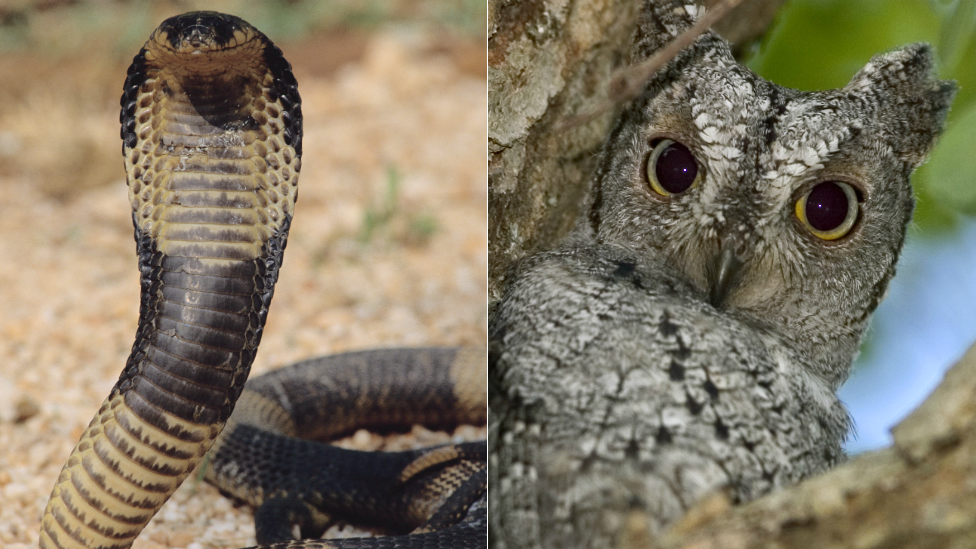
[38,12,487,549]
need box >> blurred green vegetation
[0,0,485,59]
[358,166,440,247]
[747,0,976,233]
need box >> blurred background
[0,1,485,547]
[746,0,976,453]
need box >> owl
[488,1,955,548]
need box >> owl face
[590,36,953,383]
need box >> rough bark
[487,0,785,303]
[488,0,638,303]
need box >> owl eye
[646,139,700,196]
[795,181,859,241]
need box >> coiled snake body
[39,12,486,549]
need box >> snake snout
[157,11,255,53]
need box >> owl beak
[706,245,745,308]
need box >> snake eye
[646,139,700,196]
[795,181,859,241]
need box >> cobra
[39,11,486,549]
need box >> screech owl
[488,1,955,548]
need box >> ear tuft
[848,44,932,89]
[847,43,956,166]
[847,43,956,113]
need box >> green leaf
[908,167,959,234]
[924,104,976,214]
[939,0,976,74]
[749,0,941,90]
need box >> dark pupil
[655,142,697,194]
[805,182,850,231]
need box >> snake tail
[39,12,301,549]
[204,348,488,533]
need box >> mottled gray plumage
[488,1,955,548]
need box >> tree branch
[557,0,745,132]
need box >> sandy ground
[0,25,486,549]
